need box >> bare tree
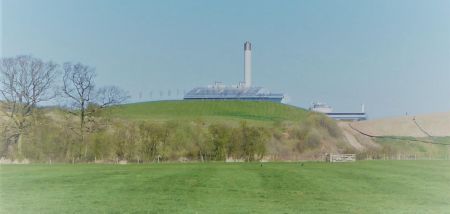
[0,55,58,156]
[62,62,96,157]
[84,86,130,134]
[95,86,129,108]
[62,63,129,159]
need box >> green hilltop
[106,100,309,123]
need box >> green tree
[252,127,270,160]
[239,121,270,161]
[209,124,231,161]
[192,120,212,162]
[228,126,243,160]
[138,122,169,162]
[112,122,138,162]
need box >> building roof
[184,86,284,100]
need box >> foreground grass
[1,161,450,213]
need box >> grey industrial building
[184,42,284,103]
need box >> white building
[310,102,367,121]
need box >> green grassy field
[1,161,450,213]
[105,100,308,124]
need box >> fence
[359,153,450,161]
[327,154,356,163]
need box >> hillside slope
[337,112,450,159]
[2,100,354,162]
[7,100,447,161]
[351,112,450,137]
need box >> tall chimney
[244,41,252,88]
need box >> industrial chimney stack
[244,41,252,88]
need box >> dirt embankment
[349,112,450,138]
[338,122,380,152]
[337,111,450,152]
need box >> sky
[1,0,450,118]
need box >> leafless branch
[96,85,129,108]
[0,55,59,147]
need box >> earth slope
[350,112,450,137]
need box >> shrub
[306,113,342,138]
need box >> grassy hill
[106,100,309,124]
[12,100,450,161]
[2,100,352,162]
[4,100,449,161]
[107,101,450,159]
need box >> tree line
[17,117,270,163]
[0,55,128,161]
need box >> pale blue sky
[1,0,450,118]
